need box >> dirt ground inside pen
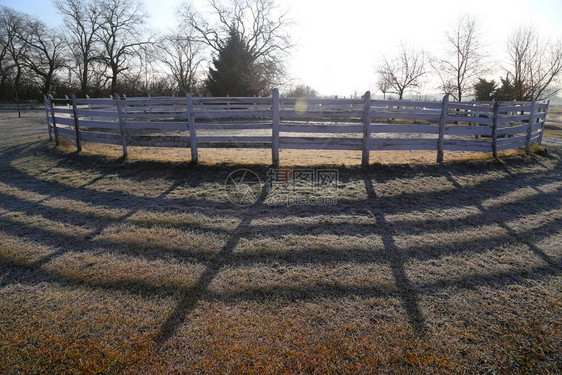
[0,108,560,374]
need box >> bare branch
[178,0,293,90]
[506,25,562,100]
[431,14,487,101]
[376,45,427,100]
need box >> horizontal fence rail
[44,90,550,165]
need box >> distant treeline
[1,1,561,103]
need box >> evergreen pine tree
[473,78,497,101]
[205,29,262,96]
[494,75,517,101]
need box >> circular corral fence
[44,89,549,166]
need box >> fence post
[48,94,59,146]
[187,93,198,164]
[492,101,499,159]
[272,88,280,167]
[123,93,127,115]
[114,93,127,157]
[538,100,550,145]
[437,94,449,163]
[86,94,92,120]
[361,91,371,167]
[525,100,536,155]
[43,95,52,141]
[71,94,82,152]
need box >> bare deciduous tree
[284,83,317,98]
[18,19,66,95]
[0,6,29,116]
[55,0,103,96]
[506,25,562,101]
[179,0,292,91]
[0,8,15,89]
[376,76,390,100]
[96,0,149,93]
[431,14,486,101]
[376,45,427,100]
[154,31,204,94]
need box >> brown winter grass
[0,110,560,374]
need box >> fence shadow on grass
[0,141,561,344]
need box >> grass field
[0,109,561,374]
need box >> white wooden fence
[43,89,549,165]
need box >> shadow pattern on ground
[0,141,560,345]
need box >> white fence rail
[44,90,549,165]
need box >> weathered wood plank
[122,112,187,120]
[280,124,363,133]
[498,114,530,122]
[443,143,492,151]
[446,115,493,125]
[280,111,364,119]
[77,120,118,129]
[76,109,119,118]
[197,136,273,143]
[445,125,492,136]
[372,124,440,134]
[371,112,441,121]
[198,142,271,149]
[76,99,115,105]
[447,103,494,112]
[52,107,74,114]
[496,141,526,151]
[194,110,272,119]
[197,123,273,130]
[497,124,528,136]
[371,138,437,151]
[497,135,528,146]
[443,139,492,151]
[54,116,74,126]
[57,127,76,139]
[193,97,272,104]
[122,121,188,131]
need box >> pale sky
[2,0,561,97]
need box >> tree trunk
[14,68,21,118]
[81,56,89,96]
[111,65,118,93]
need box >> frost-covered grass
[0,110,560,374]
